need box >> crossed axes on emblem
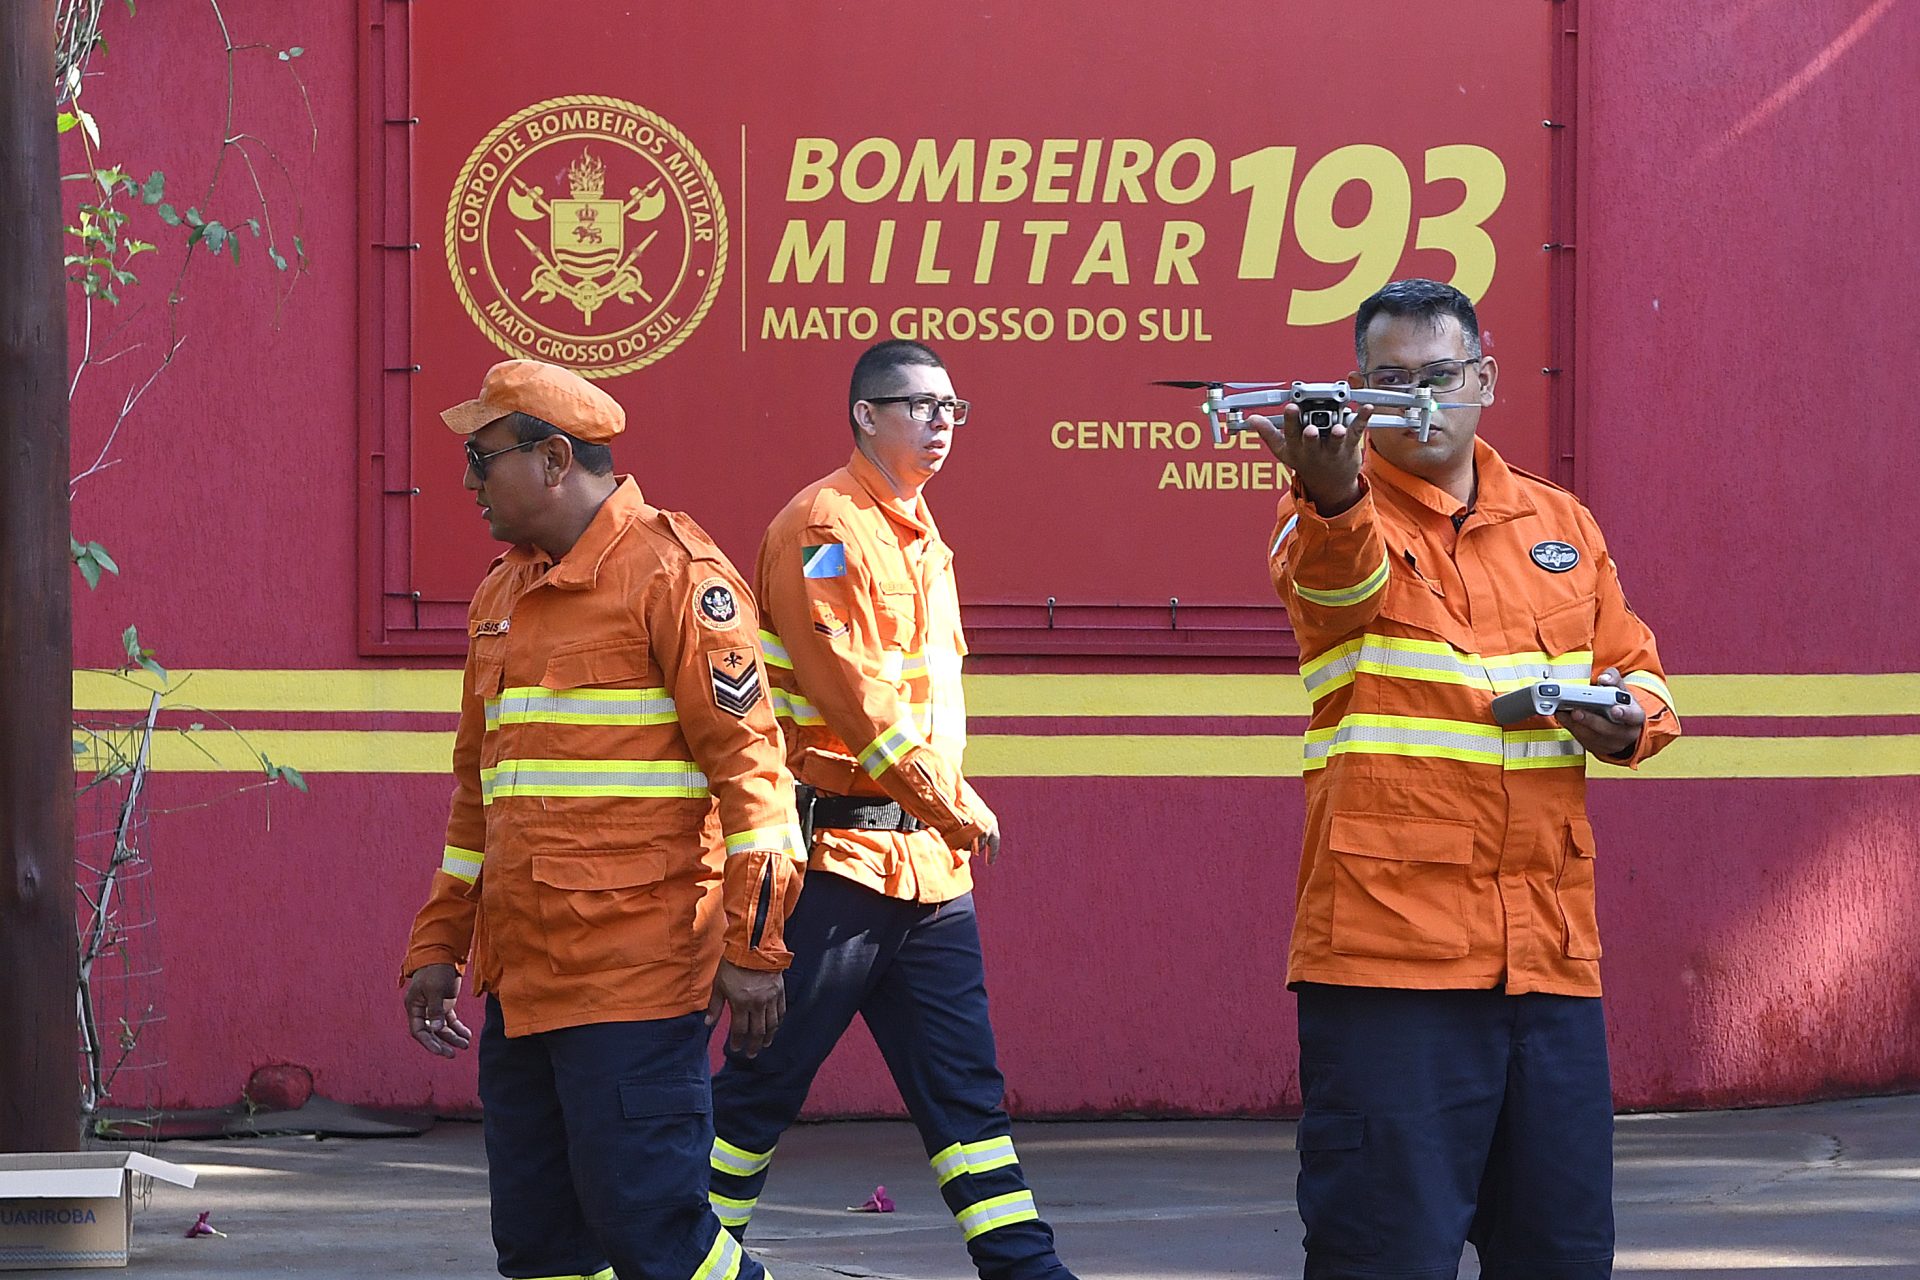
[507,175,665,324]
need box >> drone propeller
[1151,380,1283,390]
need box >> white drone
[1157,380,1476,446]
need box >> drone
[1156,380,1476,446]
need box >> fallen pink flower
[847,1185,894,1213]
[185,1211,227,1239]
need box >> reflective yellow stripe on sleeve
[725,823,807,861]
[710,1136,775,1178]
[480,759,710,804]
[954,1189,1040,1241]
[1292,549,1391,609]
[929,1135,1020,1186]
[857,716,924,778]
[757,630,792,670]
[770,686,824,726]
[485,687,677,730]
[439,845,483,884]
[1622,670,1676,710]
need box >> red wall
[63,1,1920,1116]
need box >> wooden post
[0,0,80,1153]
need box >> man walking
[708,340,1077,1280]
[401,359,805,1280]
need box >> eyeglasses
[1364,358,1483,394]
[865,394,970,425]
[464,438,536,479]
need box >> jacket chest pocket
[529,848,682,974]
[1378,552,1474,654]
[1327,811,1474,960]
[501,639,659,759]
[1535,592,1597,661]
[872,580,919,652]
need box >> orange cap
[440,359,625,443]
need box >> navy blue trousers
[1294,984,1615,1280]
[709,872,1073,1280]
[479,998,765,1280]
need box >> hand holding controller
[1490,680,1633,727]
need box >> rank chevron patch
[708,647,762,716]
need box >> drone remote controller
[1490,681,1632,726]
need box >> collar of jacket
[499,475,646,591]
[1366,435,1537,529]
[846,448,936,540]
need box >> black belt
[804,790,924,833]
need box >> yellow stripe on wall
[72,729,1920,781]
[74,669,461,714]
[77,730,454,775]
[74,670,1920,719]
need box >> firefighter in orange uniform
[707,341,1078,1280]
[1256,281,1680,1280]
[399,360,803,1280]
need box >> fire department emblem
[446,96,727,379]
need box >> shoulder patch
[695,576,743,629]
[708,647,762,716]
[812,600,849,638]
[802,543,848,579]
[1529,540,1581,573]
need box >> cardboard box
[0,1153,196,1270]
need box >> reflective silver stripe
[857,717,923,777]
[1304,714,1504,768]
[900,649,929,682]
[1270,513,1299,559]
[770,686,824,726]
[1503,729,1587,769]
[1301,634,1592,701]
[929,1136,1019,1186]
[708,1189,756,1228]
[757,629,792,670]
[710,1136,774,1178]
[955,1189,1039,1241]
[485,686,677,729]
[1292,550,1390,609]
[1303,715,1584,772]
[725,823,806,860]
[1622,670,1675,710]
[440,845,483,884]
[481,759,709,804]
[689,1227,744,1280]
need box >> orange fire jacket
[402,479,804,1036]
[753,450,993,904]
[1270,438,1679,997]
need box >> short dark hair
[507,411,613,476]
[1354,278,1483,368]
[848,339,944,434]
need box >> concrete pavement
[35,1094,1920,1279]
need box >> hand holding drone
[1157,379,1477,446]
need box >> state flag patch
[708,647,762,716]
[801,543,847,579]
